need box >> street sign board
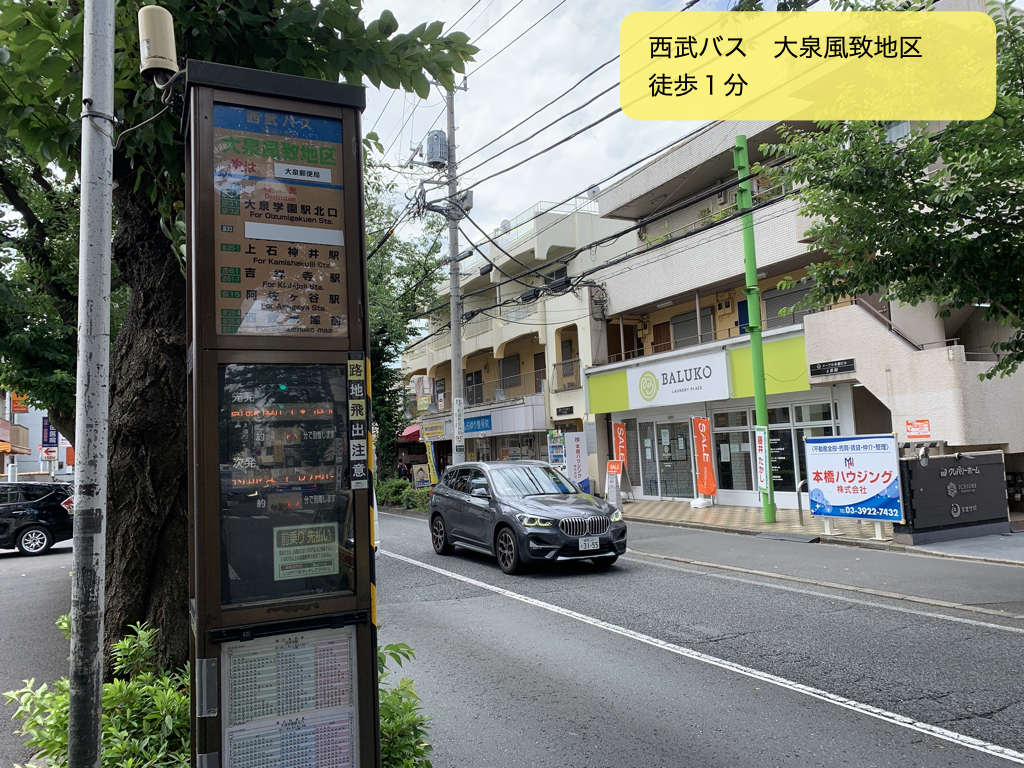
[809,359,855,377]
[184,61,377,768]
[805,434,904,522]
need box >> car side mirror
[471,487,490,499]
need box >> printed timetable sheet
[222,626,358,767]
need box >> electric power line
[449,0,485,29]
[460,82,618,177]
[473,0,526,43]
[472,0,569,74]
[459,56,619,164]
[460,107,622,193]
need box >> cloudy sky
[359,0,735,240]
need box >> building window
[713,403,832,493]
[670,307,714,349]
[883,121,910,143]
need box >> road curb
[623,514,1024,568]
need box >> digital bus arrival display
[218,364,356,607]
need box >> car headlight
[609,509,623,523]
[516,513,555,527]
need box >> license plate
[578,536,599,551]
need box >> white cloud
[360,0,732,237]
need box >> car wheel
[591,555,618,568]
[495,527,522,575]
[430,515,454,555]
[17,526,53,556]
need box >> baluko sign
[625,350,729,409]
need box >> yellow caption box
[620,12,995,121]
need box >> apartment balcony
[550,358,582,393]
[603,196,806,317]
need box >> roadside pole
[446,88,465,465]
[733,135,776,523]
[68,0,114,762]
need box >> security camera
[138,5,178,82]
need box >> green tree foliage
[365,161,445,481]
[0,0,476,669]
[765,0,1024,377]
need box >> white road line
[623,553,1024,634]
[377,511,1024,633]
[380,548,1024,765]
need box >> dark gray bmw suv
[428,461,626,574]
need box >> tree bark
[103,181,189,672]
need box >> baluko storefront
[586,328,854,509]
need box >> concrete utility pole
[446,88,465,465]
[69,0,115,761]
[733,135,776,523]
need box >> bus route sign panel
[805,434,904,523]
[213,104,348,338]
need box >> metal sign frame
[184,61,378,768]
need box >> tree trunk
[103,182,189,673]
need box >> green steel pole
[733,135,776,523]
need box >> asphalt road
[377,511,1024,768]
[0,542,73,765]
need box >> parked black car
[428,461,627,574]
[0,482,74,556]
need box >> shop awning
[400,425,420,442]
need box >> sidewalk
[622,498,1024,566]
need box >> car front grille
[559,516,610,537]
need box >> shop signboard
[464,415,492,434]
[805,434,903,522]
[692,417,716,496]
[605,460,623,511]
[901,451,1008,531]
[453,396,465,451]
[184,62,378,768]
[754,425,770,492]
[11,393,29,413]
[412,464,431,488]
[809,359,855,377]
[41,417,59,449]
[565,431,589,493]
[625,350,729,410]
[421,422,445,440]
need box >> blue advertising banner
[805,434,903,522]
[464,415,492,434]
[42,417,59,448]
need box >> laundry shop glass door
[656,421,694,498]
[638,422,661,497]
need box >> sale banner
[693,417,717,496]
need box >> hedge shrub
[6,622,434,768]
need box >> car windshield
[490,465,575,497]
